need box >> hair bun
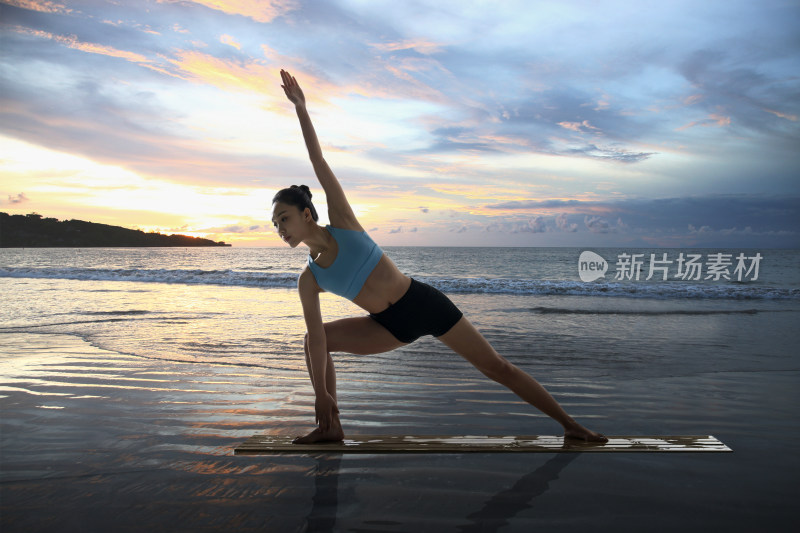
[292,184,312,199]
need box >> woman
[274,69,607,444]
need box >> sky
[1,0,799,248]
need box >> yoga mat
[234,434,732,454]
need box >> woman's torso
[308,225,410,314]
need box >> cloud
[529,216,547,233]
[558,120,600,133]
[555,213,578,232]
[7,25,151,65]
[585,215,615,234]
[6,193,30,205]
[165,50,272,91]
[481,195,800,245]
[510,216,547,234]
[678,48,800,142]
[191,222,269,234]
[387,225,418,234]
[495,85,660,161]
[678,109,732,131]
[170,0,298,24]
[371,39,445,55]
[561,143,655,163]
[485,199,585,211]
[220,34,242,50]
[0,81,303,186]
[425,126,504,153]
[1,1,798,248]
[0,33,310,187]
[763,108,798,122]
[3,0,72,15]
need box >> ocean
[1,246,798,531]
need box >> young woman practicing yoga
[274,69,607,444]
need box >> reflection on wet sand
[3,332,792,531]
[460,453,580,532]
[306,454,342,533]
[300,452,579,532]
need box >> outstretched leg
[437,317,607,442]
[294,316,407,444]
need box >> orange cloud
[220,34,242,50]
[371,39,445,55]
[593,94,611,111]
[677,111,732,131]
[425,183,535,205]
[683,94,704,106]
[3,0,71,14]
[764,108,798,122]
[10,26,149,64]
[167,50,272,92]
[163,50,342,107]
[383,63,445,102]
[709,113,731,127]
[164,0,298,23]
[557,120,599,133]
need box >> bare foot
[292,424,344,444]
[564,423,608,443]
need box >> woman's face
[271,202,309,248]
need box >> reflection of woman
[274,69,607,444]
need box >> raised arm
[280,69,360,230]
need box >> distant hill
[0,212,231,247]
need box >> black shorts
[369,278,463,343]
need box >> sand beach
[2,330,797,532]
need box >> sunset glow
[1,0,798,247]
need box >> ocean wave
[1,267,798,300]
[524,307,762,315]
[424,277,800,300]
[0,267,299,289]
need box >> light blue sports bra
[307,226,384,300]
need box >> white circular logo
[578,251,608,282]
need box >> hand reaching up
[280,69,305,107]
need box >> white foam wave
[1,267,797,300]
[420,277,799,300]
[0,267,298,289]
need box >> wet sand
[1,332,797,532]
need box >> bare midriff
[351,254,412,314]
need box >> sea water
[1,246,798,531]
[1,247,797,376]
